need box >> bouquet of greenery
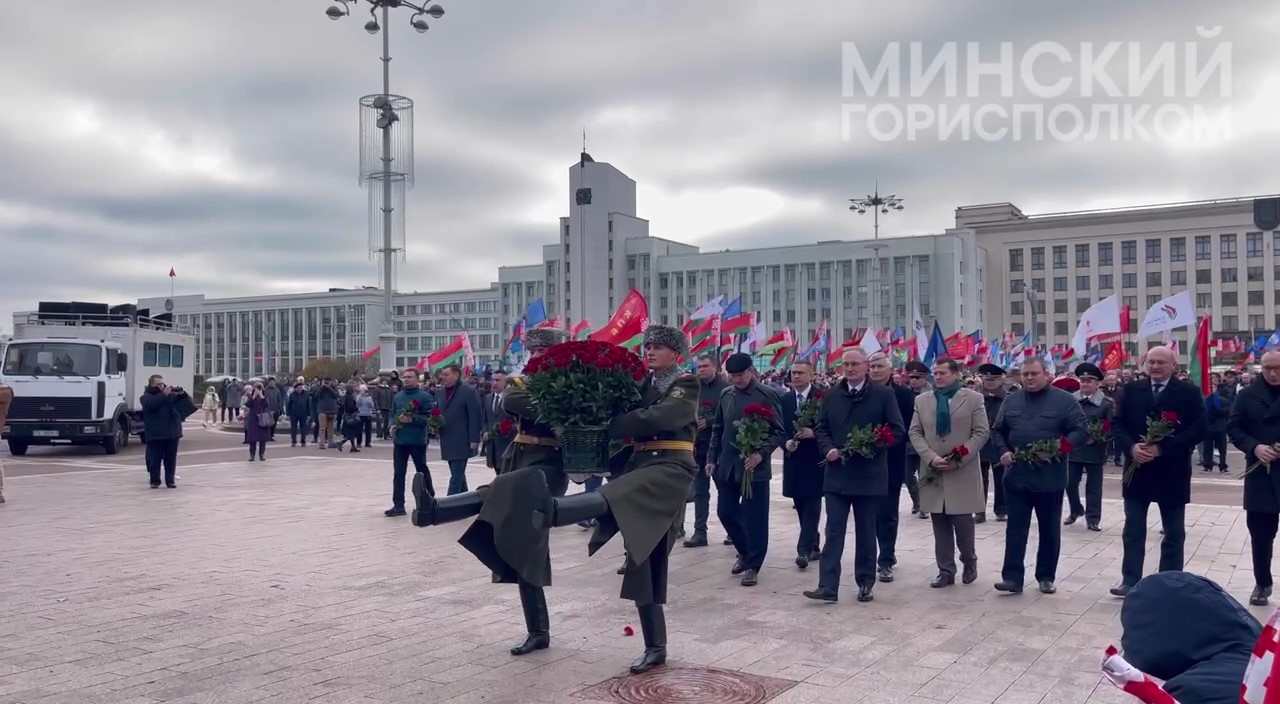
[1013,437,1072,467]
[734,404,775,499]
[525,340,646,473]
[1086,418,1111,445]
[793,392,824,435]
[840,424,896,460]
[1123,411,1178,485]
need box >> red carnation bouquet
[734,403,775,498]
[491,418,516,439]
[700,399,715,422]
[840,424,895,461]
[793,391,824,435]
[524,340,646,474]
[920,444,970,487]
[426,407,444,437]
[1013,437,1072,467]
[1087,418,1111,445]
[1123,411,1178,485]
[395,399,422,431]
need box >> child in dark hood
[1115,571,1260,703]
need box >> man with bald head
[1229,350,1280,605]
[1109,345,1207,597]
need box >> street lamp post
[849,184,904,335]
[326,0,445,374]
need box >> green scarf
[935,382,962,437]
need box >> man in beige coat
[908,358,990,587]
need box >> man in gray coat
[435,364,483,495]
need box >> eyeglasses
[1263,366,1280,373]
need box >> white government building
[92,154,1274,378]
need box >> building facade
[966,195,1280,357]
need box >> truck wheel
[104,420,127,455]
[7,440,28,456]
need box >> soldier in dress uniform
[409,327,569,658]
[531,324,699,674]
[1064,363,1112,532]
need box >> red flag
[589,290,649,348]
[1119,305,1131,334]
[1100,341,1126,371]
[360,345,381,361]
[168,267,176,278]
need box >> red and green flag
[721,313,754,337]
[688,316,720,355]
[569,319,592,340]
[1188,315,1211,395]
[359,345,381,361]
[590,289,649,351]
[418,334,467,372]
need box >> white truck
[1,307,195,455]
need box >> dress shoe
[995,514,1007,522]
[877,566,895,583]
[150,482,160,489]
[1109,583,1133,597]
[795,553,809,569]
[808,549,822,562]
[803,587,838,602]
[1063,513,1080,526]
[617,557,629,575]
[930,574,955,588]
[1251,586,1272,606]
[974,512,986,524]
[918,511,930,520]
[675,527,686,540]
[384,507,407,517]
[994,581,1023,594]
[1087,522,1101,532]
[166,483,177,489]
[856,585,874,602]
[740,569,758,587]
[1038,581,1056,594]
[683,532,708,548]
[730,558,746,575]
[961,565,978,585]
[723,537,734,546]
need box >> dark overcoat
[1112,378,1208,505]
[434,383,482,462]
[1228,379,1280,513]
[781,388,825,500]
[814,379,906,497]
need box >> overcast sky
[1,0,1276,330]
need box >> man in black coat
[1201,372,1230,473]
[868,351,916,583]
[1228,349,1280,606]
[707,353,785,587]
[1109,345,1208,597]
[435,364,483,495]
[977,364,1009,522]
[991,357,1088,595]
[683,354,729,548]
[140,374,195,489]
[480,371,514,472]
[805,347,906,603]
[781,359,825,569]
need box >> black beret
[977,363,1007,376]
[1074,362,1103,380]
[725,352,753,374]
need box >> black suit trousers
[1248,511,1278,589]
[715,475,769,571]
[1120,497,1185,586]
[876,461,905,568]
[1001,487,1063,584]
[793,497,821,555]
[145,438,180,485]
[819,493,879,592]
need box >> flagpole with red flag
[168,266,176,299]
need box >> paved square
[0,446,1266,704]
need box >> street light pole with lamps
[325,0,446,374]
[849,184,904,335]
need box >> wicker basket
[556,424,611,474]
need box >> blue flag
[722,296,742,318]
[525,299,547,327]
[922,321,947,368]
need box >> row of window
[658,257,937,291]
[1011,264,1279,295]
[394,317,496,332]
[394,301,497,316]
[142,342,186,368]
[1009,232,1278,272]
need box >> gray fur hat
[644,324,687,356]
[525,327,569,351]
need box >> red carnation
[498,418,515,436]
[1058,437,1073,454]
[1101,419,1111,433]
[410,399,421,409]
[813,390,826,400]
[430,407,442,417]
[1161,411,1178,423]
[743,403,774,420]
[701,400,714,409]
[954,445,969,457]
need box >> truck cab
[1,309,194,455]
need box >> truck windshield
[2,343,102,376]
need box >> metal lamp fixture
[849,182,905,334]
[325,0,447,374]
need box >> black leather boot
[533,491,609,529]
[510,582,550,656]
[629,604,667,674]
[411,473,482,526]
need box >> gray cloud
[0,0,1273,332]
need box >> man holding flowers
[805,347,905,604]
[991,357,1088,595]
[1228,349,1280,606]
[707,352,785,587]
[1065,362,1113,533]
[782,359,826,569]
[682,354,729,549]
[1109,345,1206,597]
[907,357,990,589]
